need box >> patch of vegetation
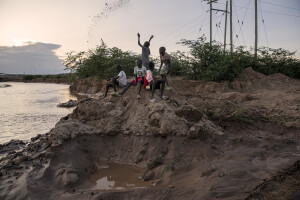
[22,74,72,82]
[171,36,300,81]
[269,116,287,125]
[147,156,163,170]
[229,107,254,125]
[235,115,254,125]
[64,41,140,79]
[23,75,40,81]
[63,36,299,82]
[161,160,175,179]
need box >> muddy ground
[0,68,299,200]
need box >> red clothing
[144,71,153,89]
[131,77,143,84]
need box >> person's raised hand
[137,33,140,37]
[150,35,154,39]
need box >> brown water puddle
[89,161,152,190]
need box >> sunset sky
[0,0,299,74]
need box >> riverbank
[0,74,71,84]
[0,68,299,199]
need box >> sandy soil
[0,68,299,200]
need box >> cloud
[0,42,65,74]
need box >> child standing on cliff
[158,47,172,90]
[138,33,154,69]
[104,65,127,98]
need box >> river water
[0,82,76,144]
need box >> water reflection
[89,161,151,190]
[0,82,76,144]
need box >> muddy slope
[0,68,299,200]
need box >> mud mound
[235,67,266,83]
[70,77,101,95]
[0,68,299,200]
[67,91,225,140]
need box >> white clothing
[117,71,127,86]
[146,70,153,82]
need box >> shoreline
[0,74,71,84]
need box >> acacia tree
[63,41,140,79]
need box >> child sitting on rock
[104,65,127,98]
[138,33,154,69]
[116,59,147,98]
[144,62,167,103]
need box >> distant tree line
[64,36,300,81]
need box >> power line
[160,18,203,47]
[213,12,224,42]
[164,24,201,48]
[259,0,269,47]
[232,22,242,47]
[233,0,251,47]
[233,1,246,46]
[156,13,206,44]
[216,1,300,18]
[260,0,300,11]
[196,11,209,38]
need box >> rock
[61,171,79,186]
[201,164,217,177]
[143,171,155,181]
[57,100,78,108]
[218,172,225,177]
[0,84,11,88]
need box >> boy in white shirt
[116,59,147,98]
[104,65,127,98]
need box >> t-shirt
[160,52,172,65]
[117,71,127,86]
[160,52,172,74]
[142,46,150,67]
[144,70,153,89]
[134,65,147,78]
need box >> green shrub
[23,75,35,81]
[173,36,300,81]
[63,37,300,81]
[64,41,140,79]
[147,156,163,170]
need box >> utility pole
[230,0,233,54]
[207,1,228,53]
[255,0,258,60]
[224,1,228,55]
[210,1,212,46]
[205,0,218,47]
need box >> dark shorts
[149,80,162,90]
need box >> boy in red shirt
[144,62,167,103]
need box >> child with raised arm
[138,33,154,69]
[158,47,172,90]
[104,65,127,98]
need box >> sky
[0,0,299,74]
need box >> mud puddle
[89,161,152,190]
